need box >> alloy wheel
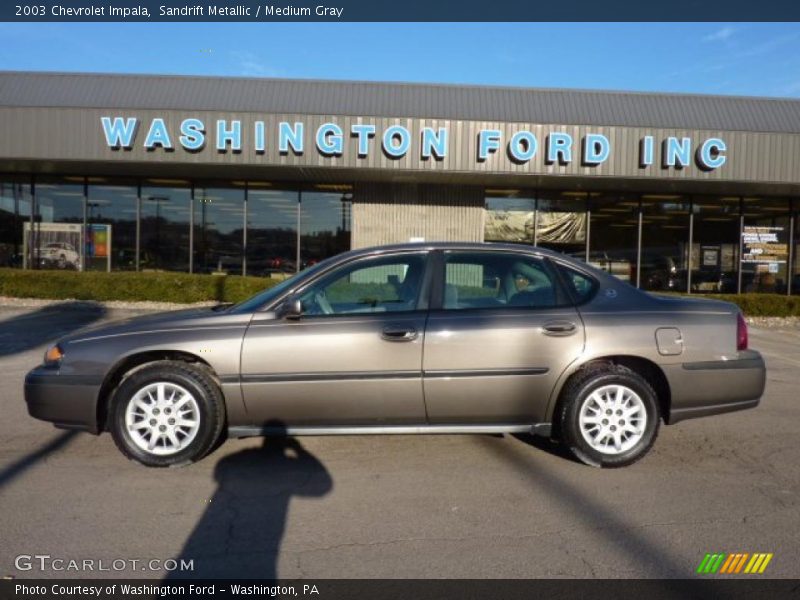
[124,382,201,456]
[578,384,647,455]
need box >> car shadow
[0,430,78,490]
[0,302,106,358]
[511,433,583,464]
[167,427,333,580]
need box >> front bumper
[25,367,101,433]
[663,350,767,424]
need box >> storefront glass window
[640,195,691,293]
[589,193,640,285]
[140,182,192,272]
[0,178,30,269]
[691,196,740,294]
[246,186,298,276]
[741,197,791,294]
[194,185,245,274]
[484,191,535,244]
[29,177,85,271]
[794,201,799,296]
[536,191,588,258]
[299,187,352,269]
[87,182,138,271]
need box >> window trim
[431,248,576,313]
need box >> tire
[558,363,660,468]
[109,361,225,467]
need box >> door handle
[541,321,577,336]
[381,326,418,342]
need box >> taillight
[737,312,748,351]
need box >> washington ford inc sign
[100,116,728,170]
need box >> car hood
[58,306,252,345]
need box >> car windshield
[228,257,336,313]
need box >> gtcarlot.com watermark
[14,554,194,573]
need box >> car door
[422,249,585,424]
[240,251,431,427]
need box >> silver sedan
[25,242,766,468]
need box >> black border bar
[4,0,800,22]
[3,579,800,600]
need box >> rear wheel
[559,364,660,468]
[110,361,225,467]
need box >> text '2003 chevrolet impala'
[25,243,766,468]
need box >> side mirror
[283,297,304,320]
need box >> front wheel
[110,361,225,467]
[558,364,660,468]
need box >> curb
[0,296,216,312]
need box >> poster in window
[22,222,83,270]
[536,212,587,244]
[484,209,533,243]
[741,225,788,267]
[701,245,720,268]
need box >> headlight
[44,344,64,366]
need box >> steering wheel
[313,290,334,315]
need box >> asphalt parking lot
[0,303,798,579]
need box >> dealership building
[1,71,798,294]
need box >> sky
[1,22,800,98]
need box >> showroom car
[25,242,766,468]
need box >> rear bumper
[25,368,100,433]
[664,351,766,424]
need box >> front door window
[298,254,427,316]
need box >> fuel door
[655,327,683,356]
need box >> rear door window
[442,251,567,310]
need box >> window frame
[430,249,576,312]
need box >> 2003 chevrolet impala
[25,242,766,468]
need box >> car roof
[342,241,576,263]
[333,241,622,288]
